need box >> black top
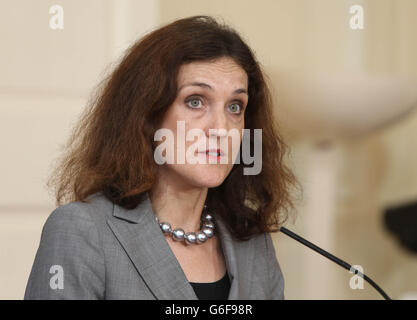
[189,271,231,300]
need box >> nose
[209,127,228,139]
[206,106,228,139]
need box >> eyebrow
[178,82,248,95]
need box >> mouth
[196,149,225,160]
[205,149,224,156]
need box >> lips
[203,149,224,156]
[196,148,225,158]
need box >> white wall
[0,0,158,299]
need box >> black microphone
[279,226,392,300]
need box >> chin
[201,178,226,188]
[188,166,230,188]
[164,164,232,189]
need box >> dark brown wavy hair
[47,15,301,241]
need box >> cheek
[159,99,191,129]
[160,111,180,132]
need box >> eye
[185,97,203,109]
[229,102,244,114]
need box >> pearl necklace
[154,204,215,245]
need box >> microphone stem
[279,226,391,300]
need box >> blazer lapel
[106,192,198,300]
[106,191,255,300]
[215,215,255,300]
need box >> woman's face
[155,56,248,189]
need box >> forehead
[177,57,248,89]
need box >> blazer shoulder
[45,193,113,227]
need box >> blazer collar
[107,192,255,300]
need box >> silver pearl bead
[160,222,172,234]
[184,232,197,245]
[202,227,214,238]
[196,231,207,243]
[204,213,213,221]
[203,221,215,229]
[172,228,185,241]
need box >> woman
[24,15,299,300]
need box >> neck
[149,173,208,232]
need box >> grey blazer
[24,192,285,300]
